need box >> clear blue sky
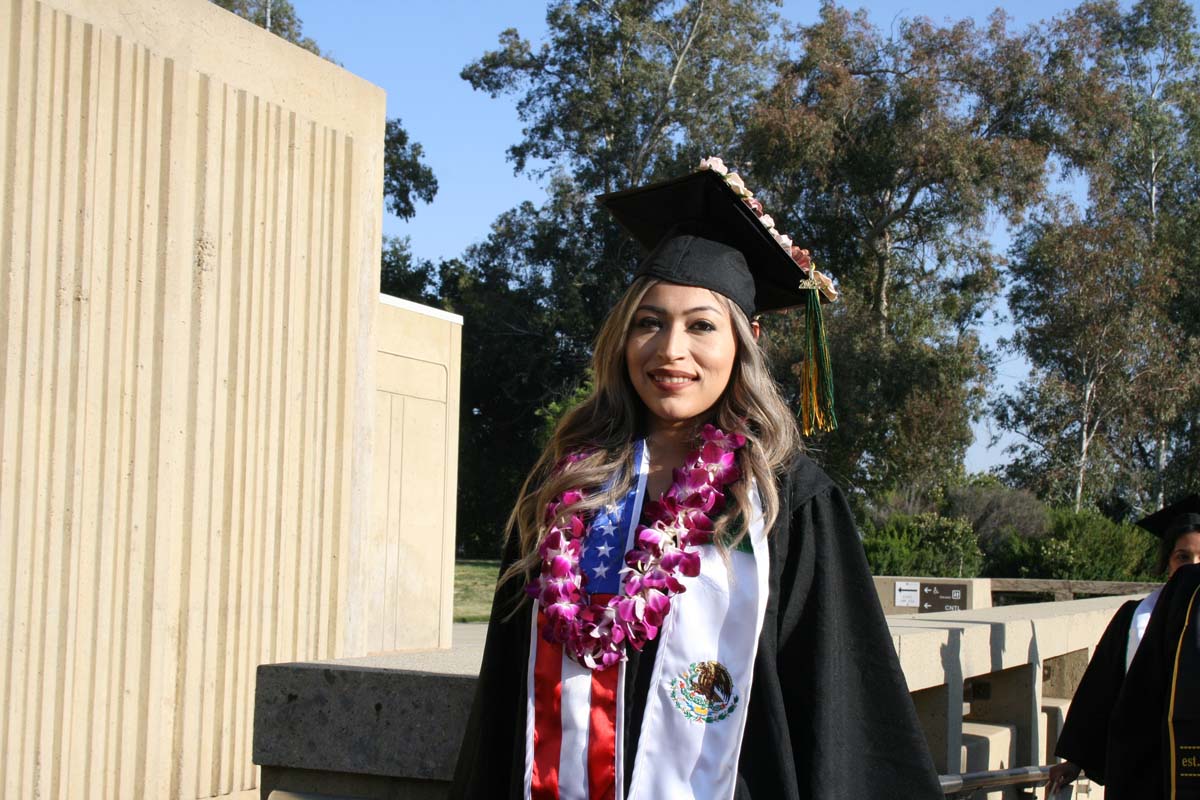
[289,0,1187,473]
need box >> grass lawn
[455,559,501,623]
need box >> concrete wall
[371,296,462,651]
[0,0,385,797]
[891,595,1138,777]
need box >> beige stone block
[0,0,386,796]
[1042,696,1071,764]
[364,297,461,654]
[376,352,448,402]
[962,721,1017,798]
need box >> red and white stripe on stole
[526,602,624,800]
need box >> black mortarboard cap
[1136,494,1200,540]
[597,169,814,316]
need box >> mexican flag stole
[1171,584,1200,799]
[522,440,769,800]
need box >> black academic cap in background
[597,169,815,316]
[1136,494,1200,541]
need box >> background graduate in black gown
[1047,495,1200,795]
[1105,561,1200,799]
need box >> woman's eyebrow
[634,304,724,315]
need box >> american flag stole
[525,440,649,800]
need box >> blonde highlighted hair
[500,276,802,591]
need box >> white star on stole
[592,563,610,579]
[595,542,613,558]
[593,518,617,538]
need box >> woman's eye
[690,320,716,332]
[635,316,661,330]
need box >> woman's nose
[656,323,687,358]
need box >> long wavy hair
[500,276,802,590]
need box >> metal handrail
[940,764,1072,798]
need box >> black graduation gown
[1052,598,1139,784]
[1104,563,1200,800]
[450,454,942,800]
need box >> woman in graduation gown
[450,161,942,800]
[1047,495,1200,795]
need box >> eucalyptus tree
[1016,0,1200,510]
[742,3,1054,496]
[994,208,1144,511]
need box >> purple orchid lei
[525,424,747,671]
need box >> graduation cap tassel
[800,289,837,436]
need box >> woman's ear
[750,319,761,342]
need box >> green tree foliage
[987,508,1158,581]
[536,373,596,447]
[743,4,1053,497]
[384,119,439,221]
[462,0,781,190]
[380,237,438,304]
[862,513,984,578]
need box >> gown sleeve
[737,462,943,799]
[1052,599,1139,784]
[449,534,532,800]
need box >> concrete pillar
[967,662,1043,768]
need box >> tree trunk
[872,231,891,340]
[1155,431,1167,510]
[1074,379,1094,513]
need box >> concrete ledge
[253,660,476,780]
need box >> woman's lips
[649,370,697,391]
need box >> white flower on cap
[773,231,793,250]
[759,214,775,230]
[724,172,752,197]
[697,156,729,175]
[812,269,839,301]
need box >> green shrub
[944,480,1050,549]
[862,512,984,578]
[983,508,1158,581]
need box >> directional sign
[894,580,920,608]
[918,582,967,613]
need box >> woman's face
[1167,531,1200,579]
[625,282,738,434]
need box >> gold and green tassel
[799,288,837,436]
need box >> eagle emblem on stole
[669,660,739,724]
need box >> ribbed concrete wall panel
[371,296,462,653]
[0,0,385,797]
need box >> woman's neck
[647,424,695,458]
[644,423,698,500]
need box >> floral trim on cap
[698,157,838,303]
